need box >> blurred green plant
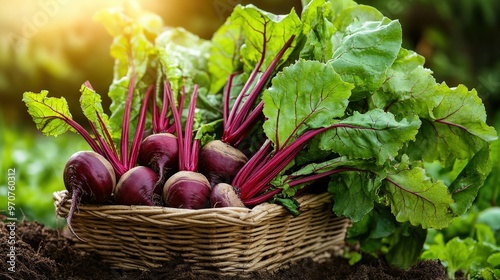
[422,223,500,280]
[0,121,88,228]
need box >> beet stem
[61,116,102,155]
[243,188,280,206]
[226,57,263,129]
[84,80,117,156]
[241,143,303,200]
[159,81,169,131]
[190,139,200,172]
[226,101,264,146]
[184,85,199,171]
[230,36,294,130]
[232,139,271,187]
[152,83,160,133]
[223,72,238,125]
[120,70,137,168]
[88,121,126,176]
[128,83,153,169]
[167,82,186,170]
[94,110,118,158]
[224,35,296,146]
[177,84,186,119]
[245,168,365,206]
[239,123,367,202]
[239,128,328,200]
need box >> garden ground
[1,221,459,280]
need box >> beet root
[138,133,179,189]
[114,166,162,206]
[63,151,116,241]
[163,171,211,209]
[210,183,245,208]
[198,140,248,187]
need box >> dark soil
[1,221,452,280]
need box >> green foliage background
[0,120,88,228]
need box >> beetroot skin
[63,151,116,240]
[114,166,161,206]
[138,133,179,186]
[199,140,248,187]
[63,151,116,203]
[210,183,245,208]
[163,171,211,209]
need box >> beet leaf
[262,60,352,151]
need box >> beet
[63,151,116,241]
[199,140,248,187]
[210,183,245,208]
[138,133,179,187]
[114,166,162,206]
[163,171,211,209]
[161,82,213,209]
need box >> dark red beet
[114,166,162,206]
[199,140,248,187]
[163,171,211,209]
[138,133,179,188]
[210,183,245,208]
[63,151,116,241]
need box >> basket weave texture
[54,190,350,276]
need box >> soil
[1,221,455,280]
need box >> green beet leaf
[407,83,498,165]
[432,84,496,142]
[231,4,302,73]
[95,6,159,141]
[155,28,220,125]
[476,138,500,209]
[94,4,160,80]
[328,170,382,222]
[346,206,398,254]
[300,0,364,61]
[384,165,455,229]
[79,84,112,139]
[209,3,302,93]
[262,59,353,151]
[208,15,244,93]
[22,91,76,136]
[385,226,427,269]
[194,119,223,146]
[329,15,402,99]
[372,48,439,119]
[331,4,384,35]
[156,27,212,96]
[319,109,421,165]
[273,196,300,217]
[299,0,336,61]
[23,89,104,154]
[449,144,492,216]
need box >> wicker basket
[53,190,351,276]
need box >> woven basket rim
[53,190,334,226]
